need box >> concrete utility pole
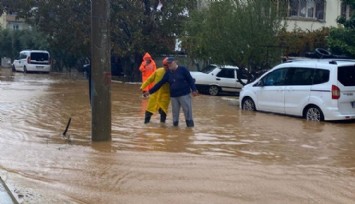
[91,0,111,141]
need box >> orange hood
[143,52,152,61]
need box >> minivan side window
[338,65,355,86]
[285,68,314,86]
[260,68,287,86]
[217,69,235,78]
[20,53,27,60]
[312,69,329,85]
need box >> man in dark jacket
[147,57,198,127]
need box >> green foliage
[0,29,12,57]
[111,1,196,55]
[8,0,196,75]
[0,28,49,60]
[278,27,330,56]
[110,0,197,79]
[0,0,17,15]
[328,28,355,57]
[12,0,91,71]
[183,0,283,71]
[327,0,355,57]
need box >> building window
[341,3,353,20]
[12,24,19,30]
[288,0,325,20]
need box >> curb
[0,176,19,204]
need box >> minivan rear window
[30,52,49,61]
[338,65,355,86]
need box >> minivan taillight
[332,85,340,100]
[27,57,31,64]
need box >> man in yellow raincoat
[140,57,170,123]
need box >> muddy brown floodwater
[0,68,355,204]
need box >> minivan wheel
[242,97,256,111]
[305,106,324,121]
[208,85,220,96]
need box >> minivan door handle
[216,78,221,81]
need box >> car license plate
[352,102,355,108]
[36,66,44,68]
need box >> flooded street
[1,68,355,203]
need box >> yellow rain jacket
[141,67,170,114]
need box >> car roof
[210,64,240,69]
[282,58,355,67]
[20,50,49,53]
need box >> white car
[239,59,355,121]
[12,50,51,73]
[190,64,247,96]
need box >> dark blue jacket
[149,66,197,97]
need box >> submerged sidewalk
[0,177,18,204]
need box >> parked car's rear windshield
[338,65,355,86]
[30,52,49,61]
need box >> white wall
[1,57,12,67]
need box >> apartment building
[198,0,352,31]
[0,12,29,30]
[285,0,350,31]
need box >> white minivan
[12,50,51,73]
[239,59,355,121]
